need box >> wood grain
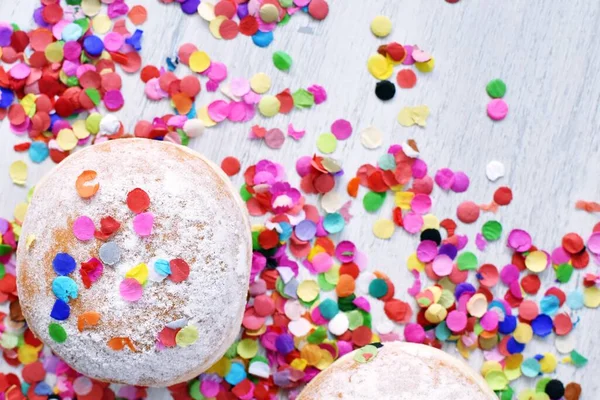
[1,0,600,398]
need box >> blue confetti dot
[278,222,293,242]
[498,315,517,334]
[507,336,525,354]
[323,212,345,234]
[435,321,452,341]
[0,87,14,108]
[252,31,274,48]
[52,276,78,302]
[521,357,541,377]
[34,381,53,395]
[540,295,560,316]
[53,253,76,276]
[83,35,104,57]
[125,29,143,51]
[567,290,584,310]
[29,141,49,164]
[318,298,339,320]
[225,362,246,385]
[531,314,553,337]
[50,298,70,320]
[154,259,171,276]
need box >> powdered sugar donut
[298,342,497,400]
[17,139,252,387]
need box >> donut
[16,139,252,387]
[298,342,497,400]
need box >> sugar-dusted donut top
[17,139,252,387]
[298,341,497,400]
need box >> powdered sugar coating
[17,139,252,387]
[298,342,497,400]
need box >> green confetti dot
[48,323,67,343]
[570,350,588,367]
[368,278,388,298]
[499,386,514,400]
[556,263,574,283]
[188,380,206,400]
[292,89,314,108]
[279,0,294,8]
[307,326,327,344]
[347,310,364,330]
[176,128,190,146]
[482,220,503,241]
[0,244,12,256]
[535,377,551,393]
[316,133,337,154]
[84,88,101,106]
[272,50,293,71]
[239,184,252,201]
[363,191,386,212]
[0,263,5,279]
[278,13,291,26]
[338,294,357,311]
[317,273,336,291]
[486,78,506,98]
[457,251,478,270]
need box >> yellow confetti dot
[505,354,523,369]
[21,94,37,116]
[437,289,455,308]
[425,303,447,323]
[415,57,435,73]
[9,160,27,186]
[125,263,149,285]
[517,389,536,400]
[300,343,322,366]
[584,286,600,308]
[297,280,319,302]
[367,54,393,80]
[422,214,440,230]
[197,2,216,21]
[72,120,91,140]
[504,366,522,381]
[524,250,548,273]
[57,129,78,151]
[45,41,64,63]
[14,202,28,224]
[258,95,281,117]
[26,234,36,250]
[395,191,415,209]
[206,357,231,376]
[259,4,279,23]
[484,370,508,391]
[17,344,38,365]
[407,252,424,272]
[397,105,430,127]
[250,73,272,94]
[539,352,557,373]
[290,357,308,371]
[373,219,394,239]
[315,348,334,370]
[237,338,259,359]
[209,15,227,39]
[513,322,533,344]
[323,265,340,285]
[480,360,502,376]
[92,14,112,34]
[198,106,217,127]
[316,133,337,154]
[189,51,211,73]
[370,15,392,38]
[82,0,102,16]
[175,325,199,347]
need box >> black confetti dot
[545,379,565,400]
[375,80,396,101]
[420,229,442,245]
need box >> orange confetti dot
[336,274,355,297]
[76,170,99,199]
[172,92,193,115]
[347,176,359,197]
[128,5,148,25]
[107,337,137,352]
[77,311,101,332]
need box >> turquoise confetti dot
[318,298,340,320]
[323,213,345,234]
[225,362,247,385]
[567,291,584,310]
[377,153,396,171]
[51,276,78,302]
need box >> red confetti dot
[22,361,45,384]
[521,274,541,295]
[169,259,190,283]
[126,188,150,214]
[239,16,259,36]
[351,326,373,347]
[140,65,160,83]
[396,69,417,89]
[258,229,279,249]
[383,299,411,322]
[571,249,589,269]
[221,156,241,176]
[553,313,573,336]
[339,262,359,279]
[308,0,329,20]
[42,3,63,24]
[562,232,584,254]
[493,186,513,206]
[54,97,74,117]
[219,19,239,40]
[214,0,237,19]
[158,327,179,347]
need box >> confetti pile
[159,0,329,47]
[0,0,147,164]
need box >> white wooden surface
[2,0,600,398]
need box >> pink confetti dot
[73,216,95,241]
[404,323,425,343]
[487,99,508,121]
[133,212,154,237]
[331,119,353,140]
[119,278,143,302]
